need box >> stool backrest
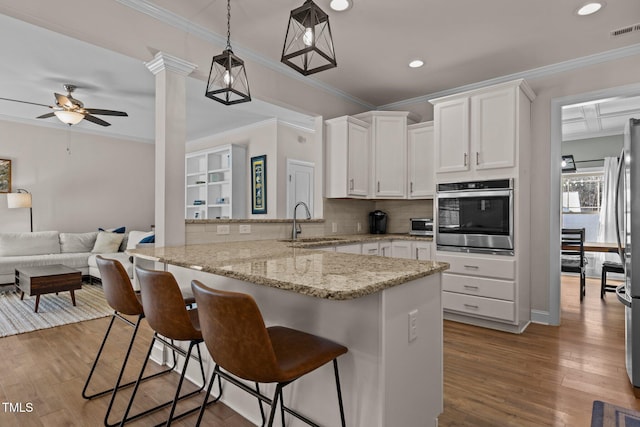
[191,280,280,383]
[135,266,200,341]
[96,255,143,316]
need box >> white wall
[0,119,155,233]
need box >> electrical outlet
[239,224,251,234]
[332,222,338,233]
[216,225,230,235]
[408,309,418,342]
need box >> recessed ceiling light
[576,2,603,16]
[409,59,424,68]
[330,0,352,12]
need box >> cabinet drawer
[442,273,515,301]
[436,253,515,280]
[443,291,515,322]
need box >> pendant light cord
[226,0,231,50]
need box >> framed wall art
[0,159,11,193]
[251,155,267,214]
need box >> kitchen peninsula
[130,239,448,427]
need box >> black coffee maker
[369,210,388,234]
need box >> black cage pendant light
[281,0,337,76]
[205,0,251,105]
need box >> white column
[145,52,197,247]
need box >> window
[561,171,604,213]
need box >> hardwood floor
[0,276,635,426]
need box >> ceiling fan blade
[0,97,52,108]
[36,112,56,119]
[84,108,128,117]
[55,93,74,108]
[82,114,111,127]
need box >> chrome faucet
[292,201,311,240]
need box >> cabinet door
[471,87,516,170]
[414,241,432,260]
[391,241,412,259]
[434,98,470,173]
[379,241,392,257]
[374,116,407,197]
[335,243,362,254]
[347,121,370,196]
[407,123,435,198]
[362,242,379,256]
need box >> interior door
[286,159,314,218]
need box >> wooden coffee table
[15,265,82,313]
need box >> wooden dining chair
[561,228,587,302]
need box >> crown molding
[116,0,375,110]
[145,51,197,76]
[380,43,640,110]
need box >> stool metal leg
[334,359,347,427]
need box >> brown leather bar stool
[120,266,213,427]
[601,261,624,298]
[83,256,179,427]
[191,280,348,427]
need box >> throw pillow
[98,226,126,233]
[126,231,155,250]
[60,231,99,253]
[139,234,155,244]
[91,231,125,254]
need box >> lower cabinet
[437,251,528,333]
[322,239,434,260]
[335,243,362,254]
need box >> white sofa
[0,230,153,285]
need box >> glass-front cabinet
[185,144,246,219]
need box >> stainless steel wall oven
[436,179,514,255]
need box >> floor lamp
[7,189,33,232]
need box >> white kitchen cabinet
[325,116,370,198]
[185,144,246,219]
[391,241,412,259]
[361,242,380,256]
[407,122,435,198]
[414,241,433,261]
[436,251,528,333]
[354,111,409,198]
[379,241,392,257]
[335,243,362,254]
[431,79,535,179]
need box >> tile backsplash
[185,198,434,244]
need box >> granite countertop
[130,236,447,301]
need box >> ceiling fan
[0,84,128,127]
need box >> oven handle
[436,189,512,199]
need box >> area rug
[592,400,640,427]
[0,282,112,337]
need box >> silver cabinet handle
[410,182,414,193]
[464,153,468,166]
[463,264,480,269]
[463,304,479,309]
[476,152,479,165]
[377,181,380,192]
[349,179,354,190]
[415,248,419,259]
[463,285,479,290]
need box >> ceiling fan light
[281,0,337,76]
[54,110,84,125]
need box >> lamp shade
[281,0,337,76]
[7,192,32,209]
[54,110,84,125]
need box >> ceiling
[563,95,640,141]
[0,0,639,143]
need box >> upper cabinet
[407,122,435,198]
[354,111,409,198]
[185,144,246,219]
[325,116,370,198]
[431,79,535,179]
[326,112,434,199]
